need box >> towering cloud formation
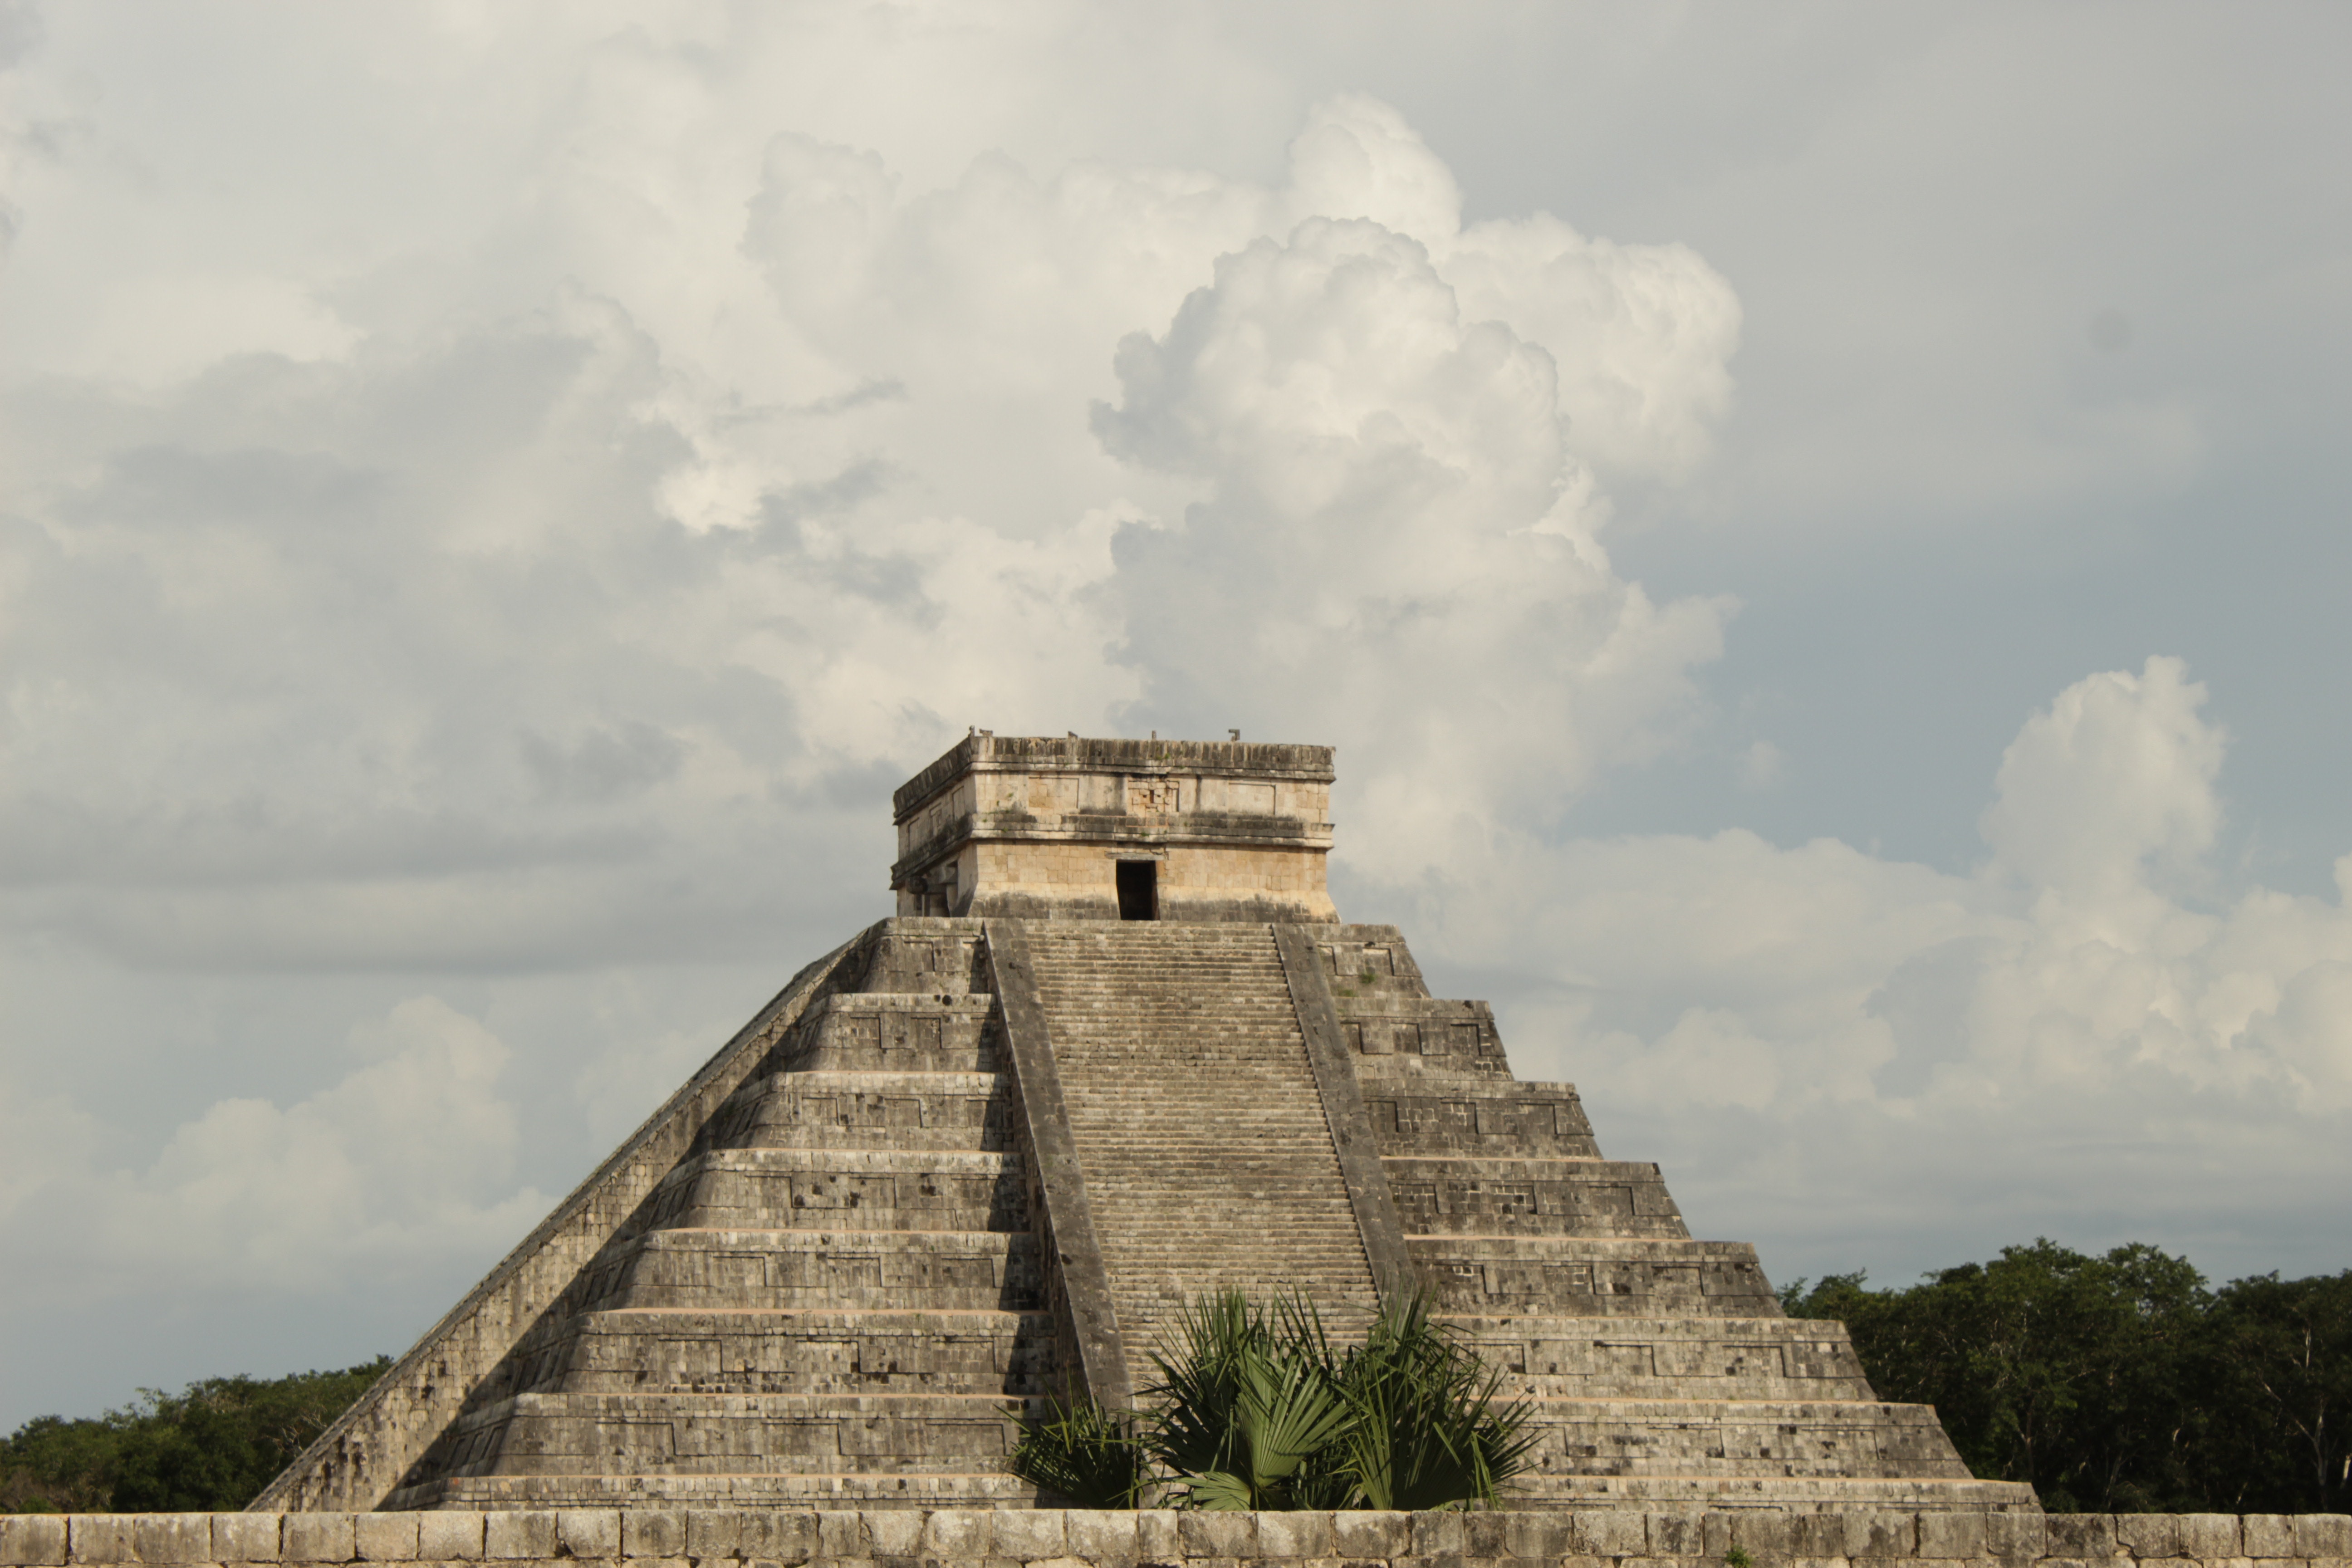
[0,80,1750,1385]
[1094,210,1728,878]
[0,11,2343,1425]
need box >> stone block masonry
[1014,921,1382,1390]
[368,921,1055,1512]
[7,1509,2348,1568]
[250,737,2030,1511]
[890,735,1338,921]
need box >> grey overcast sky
[3,1,2349,1429]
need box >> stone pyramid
[256,735,2034,1514]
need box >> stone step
[1362,1080,1604,1159]
[400,1470,1044,1510]
[1354,1054,1515,1082]
[710,1070,1014,1153]
[586,1228,1041,1314]
[1306,928,1431,999]
[1070,1144,1359,1157]
[855,921,990,998]
[1096,1252,1372,1276]
[423,1391,1034,1477]
[645,1148,1026,1233]
[1384,1156,1690,1239]
[513,1306,1054,1397]
[1037,980,1294,990]
[1508,1397,1976,1481]
[1415,1236,1781,1317]
[1027,1009,1303,1022]
[1097,1252,1374,1285]
[1041,941,1291,947]
[1499,1473,2041,1511]
[768,994,1000,1074]
[1328,1000,1507,1068]
[1019,921,1381,1391]
[1443,1313,1878,1400]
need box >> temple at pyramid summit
[258,734,2034,1514]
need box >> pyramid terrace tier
[1511,1474,2041,1512]
[1361,1079,1603,1157]
[406,1468,2033,1511]
[757,994,1000,1075]
[411,1391,1037,1485]
[1303,925,1436,995]
[405,1470,1044,1509]
[1331,1000,1513,1077]
[1418,1237,1783,1316]
[853,921,991,997]
[640,1149,1028,1233]
[1507,1396,1975,1482]
[511,1307,1056,1398]
[1446,1314,1880,1401]
[1384,1156,1690,1238]
[574,1229,1042,1314]
[700,1070,1015,1153]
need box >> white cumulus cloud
[2,997,548,1298]
[3,4,2341,1431]
[1449,658,2352,1279]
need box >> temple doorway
[1116,859,1158,921]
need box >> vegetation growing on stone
[1782,1241,2352,1514]
[1013,1287,1532,1509]
[1005,1398,1151,1510]
[0,1359,389,1514]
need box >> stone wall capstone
[6,1510,2348,1568]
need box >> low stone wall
[4,1510,2351,1568]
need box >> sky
[2,1,2349,1429]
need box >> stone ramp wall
[9,1509,2350,1568]
[249,934,874,1512]
[1016,923,1381,1393]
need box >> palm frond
[1335,1287,1537,1510]
[1133,1283,1533,1511]
[1009,1398,1147,1509]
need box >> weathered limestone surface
[379,922,1054,1511]
[1013,921,1383,1391]
[254,734,2037,1514]
[1293,923,2029,1512]
[985,920,1132,1411]
[891,734,1338,921]
[249,938,869,1513]
[11,1508,2349,1568]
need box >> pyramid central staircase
[260,915,2034,1514]
[1018,922,1382,1392]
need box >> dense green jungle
[4,1241,2345,1514]
[1780,1242,2351,1514]
[0,1360,389,1515]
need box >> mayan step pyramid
[257,734,2034,1514]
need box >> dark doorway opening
[1116,859,1158,921]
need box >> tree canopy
[1782,1241,2351,1514]
[1,1359,390,1514]
[9,1240,2348,1517]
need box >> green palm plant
[1016,1284,1534,1509]
[1008,1397,1147,1508]
[1331,1291,1537,1510]
[1142,1288,1353,1509]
